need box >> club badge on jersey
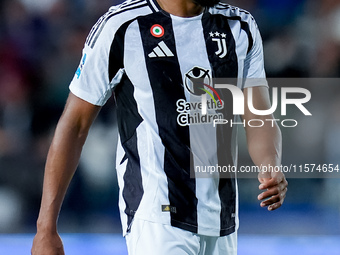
[209,31,228,58]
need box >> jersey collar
[147,0,162,13]
[147,0,209,17]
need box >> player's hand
[257,170,288,211]
[31,231,65,255]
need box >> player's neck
[156,0,204,17]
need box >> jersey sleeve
[69,11,124,106]
[243,18,268,88]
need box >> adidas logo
[148,41,174,58]
[161,205,177,213]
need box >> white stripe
[87,1,147,46]
[119,0,146,11]
[115,137,129,235]
[171,14,221,236]
[148,0,159,12]
[124,21,170,224]
[227,19,247,80]
[235,178,239,230]
[86,15,107,44]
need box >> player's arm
[31,92,101,255]
[243,86,288,211]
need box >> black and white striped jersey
[70,0,267,237]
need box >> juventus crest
[209,31,228,58]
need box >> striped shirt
[70,0,267,237]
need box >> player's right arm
[31,92,101,255]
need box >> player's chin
[193,0,220,7]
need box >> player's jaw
[192,0,219,7]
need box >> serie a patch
[161,205,177,213]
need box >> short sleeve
[69,11,124,106]
[243,20,268,88]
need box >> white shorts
[125,218,237,255]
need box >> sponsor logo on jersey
[209,31,228,58]
[148,41,174,58]
[176,66,225,127]
[184,67,222,106]
[75,53,87,79]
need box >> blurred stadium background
[0,0,339,254]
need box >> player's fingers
[258,179,288,200]
[268,202,282,211]
[258,186,280,200]
[267,192,287,211]
[260,187,287,210]
[260,194,280,207]
[260,187,287,206]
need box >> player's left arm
[243,86,288,211]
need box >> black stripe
[89,14,111,48]
[202,13,238,78]
[86,14,107,45]
[86,0,145,45]
[202,12,237,236]
[111,16,144,229]
[122,131,143,233]
[215,4,251,16]
[120,0,145,9]
[215,4,256,24]
[138,12,198,233]
[114,74,143,144]
[216,119,236,236]
[86,8,117,47]
[115,74,144,233]
[108,17,146,233]
[227,16,254,54]
[219,178,236,236]
[86,2,149,48]
[216,2,229,7]
[146,0,161,13]
[109,19,137,82]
